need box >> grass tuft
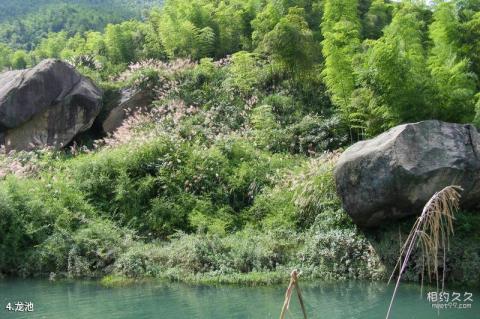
[385,185,462,319]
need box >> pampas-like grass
[385,185,462,319]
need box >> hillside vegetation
[0,0,479,286]
[0,0,163,50]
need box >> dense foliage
[0,0,159,22]
[1,0,478,134]
[0,0,479,287]
[0,0,163,50]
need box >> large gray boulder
[102,89,153,133]
[0,59,102,150]
[102,88,153,134]
[335,120,480,227]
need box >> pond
[0,279,477,318]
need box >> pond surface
[0,279,477,319]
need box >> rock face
[0,59,102,150]
[335,120,480,227]
[102,88,153,134]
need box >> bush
[299,228,385,280]
[367,211,480,287]
[158,233,229,274]
[68,136,296,238]
[0,175,97,276]
[284,115,348,155]
[112,229,298,278]
[248,185,297,231]
[261,94,299,125]
[251,103,348,155]
[249,153,351,231]
[114,242,164,278]
[224,51,265,97]
[223,230,297,273]
[66,220,133,278]
[291,153,351,229]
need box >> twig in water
[280,269,307,319]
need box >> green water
[0,279,477,319]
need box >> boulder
[102,88,153,134]
[334,120,480,227]
[0,59,102,150]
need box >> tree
[0,1,153,50]
[142,9,166,59]
[362,0,393,39]
[428,1,477,122]
[11,50,29,69]
[158,0,258,59]
[158,0,215,59]
[251,2,284,47]
[262,7,315,75]
[84,31,107,56]
[60,33,87,61]
[226,51,263,97]
[252,0,324,47]
[212,0,254,56]
[358,3,434,130]
[104,21,142,64]
[457,0,480,88]
[321,0,361,114]
[33,32,68,60]
[474,94,480,126]
[0,44,13,70]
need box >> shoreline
[2,272,477,290]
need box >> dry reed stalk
[385,185,462,319]
[280,269,307,319]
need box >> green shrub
[0,175,96,276]
[159,233,230,274]
[261,94,299,125]
[249,153,351,231]
[284,115,348,155]
[112,229,298,278]
[0,184,29,275]
[299,228,385,280]
[67,219,133,278]
[291,153,351,229]
[248,185,297,231]
[251,103,348,155]
[114,242,164,278]
[224,51,264,97]
[67,136,296,238]
[223,230,297,273]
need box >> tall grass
[385,186,462,319]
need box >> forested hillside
[1,0,479,133]
[0,0,479,286]
[0,0,163,50]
